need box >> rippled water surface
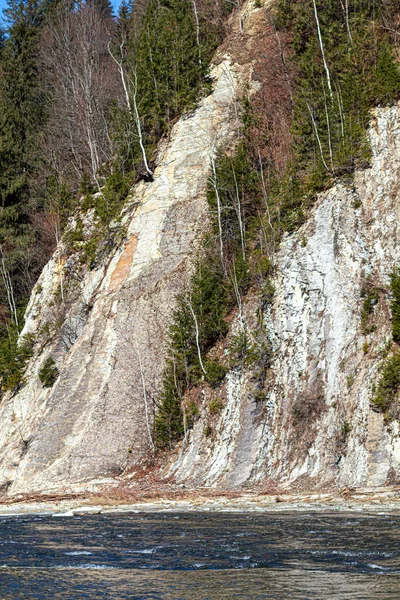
[1,511,400,598]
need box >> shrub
[390,268,400,344]
[204,359,227,388]
[209,397,224,414]
[292,379,326,426]
[186,400,200,428]
[360,282,379,335]
[341,421,352,437]
[0,330,35,393]
[228,330,259,367]
[371,353,400,415]
[346,372,355,390]
[39,357,59,388]
[204,423,212,437]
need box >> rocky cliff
[173,102,400,491]
[0,2,400,498]
[0,3,259,496]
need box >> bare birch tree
[210,152,225,273]
[108,39,153,178]
[134,340,156,454]
[184,294,207,376]
[41,4,119,189]
[312,0,333,102]
[307,102,329,171]
[0,250,19,332]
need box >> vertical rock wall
[173,103,400,490]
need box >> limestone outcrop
[0,50,251,495]
[173,102,400,490]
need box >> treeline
[155,0,400,447]
[0,0,230,391]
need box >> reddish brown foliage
[246,12,295,177]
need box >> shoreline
[0,486,399,516]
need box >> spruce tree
[0,0,45,304]
[131,0,206,146]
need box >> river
[1,511,399,598]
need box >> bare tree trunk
[334,80,345,138]
[322,83,334,171]
[172,356,187,444]
[231,164,246,262]
[108,40,131,111]
[0,253,19,332]
[339,0,352,45]
[55,218,65,306]
[191,0,202,66]
[230,265,243,325]
[257,148,274,232]
[345,0,352,45]
[185,295,207,376]
[312,0,333,102]
[135,341,156,454]
[108,40,153,178]
[210,153,225,273]
[238,1,243,34]
[307,102,329,171]
[131,70,153,178]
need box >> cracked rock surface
[172,103,400,490]
[0,55,249,496]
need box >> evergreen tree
[131,0,206,146]
[0,0,46,305]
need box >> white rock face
[0,56,250,496]
[173,103,400,489]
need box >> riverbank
[0,485,399,516]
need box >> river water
[0,511,399,598]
